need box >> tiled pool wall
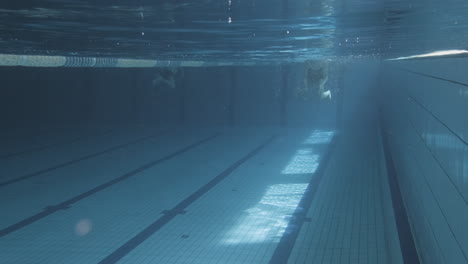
[381,58,468,264]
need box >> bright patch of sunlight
[388,50,468,60]
[423,132,465,150]
[281,149,319,174]
[282,130,335,174]
[221,183,308,245]
[302,131,335,144]
[220,130,336,245]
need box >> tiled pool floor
[0,125,400,263]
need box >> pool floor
[0,124,400,263]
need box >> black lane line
[268,135,338,264]
[379,113,421,264]
[0,131,166,188]
[402,68,468,89]
[0,133,221,238]
[0,128,115,160]
[98,135,277,264]
[409,95,468,146]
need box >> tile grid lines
[366,146,378,263]
[407,97,468,205]
[269,134,338,264]
[330,170,347,264]
[371,161,381,263]
[391,132,447,264]
[359,176,364,264]
[0,133,221,238]
[306,181,321,263]
[407,118,468,262]
[0,128,115,160]
[316,177,333,264]
[356,169,363,264]
[380,111,421,264]
[381,139,394,264]
[331,178,345,264]
[0,130,165,188]
[334,161,348,264]
[342,170,354,264]
[377,146,392,264]
[408,95,468,146]
[373,154,387,264]
[400,68,468,89]
[288,135,381,264]
[336,139,372,263]
[347,168,357,264]
[383,106,446,264]
[370,160,379,263]
[97,135,277,264]
[324,176,338,263]
[335,164,349,263]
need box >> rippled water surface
[1,0,468,63]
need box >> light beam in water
[388,49,468,60]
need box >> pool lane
[0,130,165,187]
[113,129,328,264]
[0,124,114,160]
[0,129,273,264]
[0,125,159,183]
[0,131,220,237]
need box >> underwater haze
[0,0,468,264]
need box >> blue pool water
[0,0,467,263]
[1,0,467,62]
